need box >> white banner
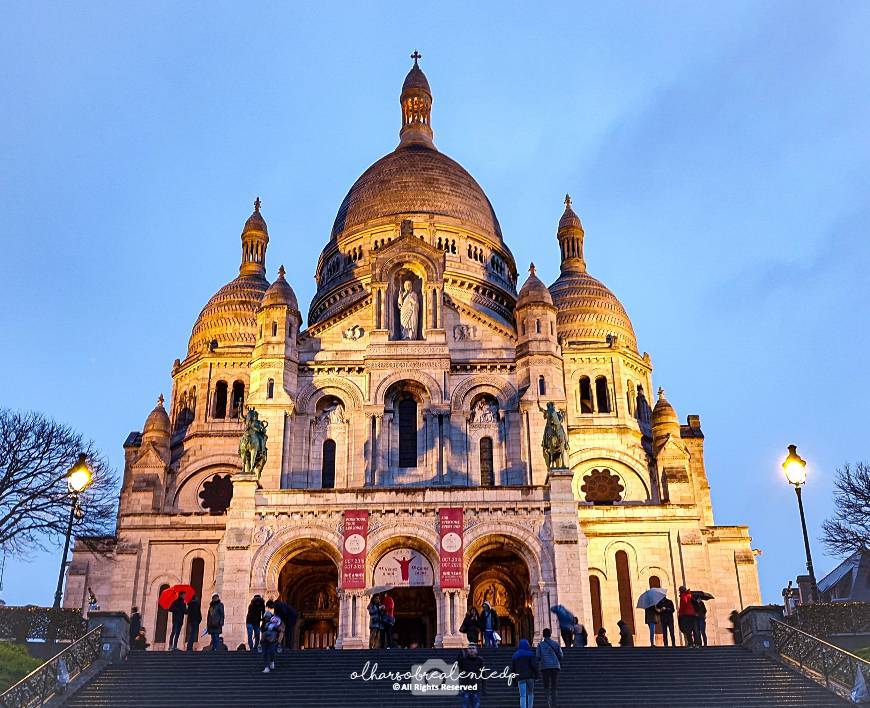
[372,548,434,587]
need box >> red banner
[342,510,368,589]
[439,507,464,588]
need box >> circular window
[199,474,234,514]
[580,468,624,504]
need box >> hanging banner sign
[439,507,464,588]
[342,510,368,589]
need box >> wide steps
[66,646,849,707]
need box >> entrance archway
[278,546,339,649]
[468,545,533,647]
[372,545,437,648]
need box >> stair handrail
[770,617,869,701]
[0,624,104,708]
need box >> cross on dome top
[254,196,262,212]
[411,50,422,65]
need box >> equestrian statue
[239,407,268,482]
[539,401,569,470]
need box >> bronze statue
[239,407,268,481]
[539,401,569,469]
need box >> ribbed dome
[188,274,269,355]
[559,200,582,231]
[143,395,170,437]
[652,388,680,448]
[330,144,503,243]
[516,264,553,309]
[402,63,430,93]
[549,270,638,351]
[261,265,298,310]
[243,208,268,235]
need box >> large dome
[549,270,638,351]
[331,143,502,242]
[188,274,269,356]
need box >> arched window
[579,377,593,413]
[479,437,494,487]
[595,376,611,413]
[155,583,170,643]
[538,376,546,396]
[321,439,336,489]
[213,381,228,419]
[231,381,245,418]
[550,320,554,335]
[615,550,635,634]
[190,558,205,600]
[398,396,417,468]
[271,321,278,337]
[267,379,275,399]
[521,321,526,336]
[589,576,603,632]
[535,318,541,334]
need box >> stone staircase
[65,645,848,707]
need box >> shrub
[0,642,42,692]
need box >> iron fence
[0,607,87,643]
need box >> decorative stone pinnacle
[157,393,164,406]
[278,265,286,278]
[411,50,422,65]
[254,196,261,212]
[564,194,572,208]
[658,387,665,399]
[529,262,536,275]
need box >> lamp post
[52,453,92,610]
[781,444,819,604]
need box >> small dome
[261,265,298,310]
[402,56,431,94]
[243,197,268,235]
[143,395,170,437]
[188,274,269,356]
[559,195,583,231]
[549,270,637,351]
[516,263,554,309]
[651,388,680,445]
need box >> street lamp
[52,454,92,610]
[781,444,819,604]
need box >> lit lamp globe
[67,453,93,494]
[782,444,807,487]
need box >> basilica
[65,56,761,650]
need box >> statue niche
[391,269,423,341]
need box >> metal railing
[0,607,87,643]
[0,625,103,708]
[771,617,870,701]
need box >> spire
[240,197,269,277]
[557,193,585,274]
[157,393,164,407]
[399,51,434,149]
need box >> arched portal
[278,545,339,649]
[468,546,533,646]
[372,546,437,648]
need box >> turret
[240,197,269,277]
[398,51,434,148]
[141,394,171,463]
[253,265,302,401]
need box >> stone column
[439,588,469,649]
[547,467,593,632]
[87,611,129,663]
[336,589,367,649]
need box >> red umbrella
[158,584,196,610]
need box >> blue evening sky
[1,2,868,608]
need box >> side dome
[331,145,502,243]
[143,394,170,436]
[188,274,269,355]
[516,263,553,308]
[261,265,298,310]
[549,270,638,351]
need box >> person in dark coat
[550,604,576,648]
[455,643,486,707]
[572,616,588,648]
[536,627,563,707]
[459,607,480,645]
[367,594,382,649]
[168,592,187,650]
[511,638,538,708]
[693,595,709,647]
[129,607,141,645]
[206,594,224,650]
[185,595,202,651]
[656,597,676,647]
[246,594,266,651]
[595,627,612,647]
[617,619,634,647]
[131,629,149,651]
[478,601,499,648]
[644,604,660,646]
[266,599,297,650]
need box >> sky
[1,1,868,608]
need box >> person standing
[678,586,699,647]
[168,592,187,651]
[644,603,660,647]
[550,605,575,648]
[595,627,612,647]
[207,593,225,651]
[572,616,587,648]
[381,592,395,648]
[456,643,486,708]
[459,607,480,645]
[511,638,538,708]
[478,601,499,648]
[656,596,676,647]
[131,629,150,651]
[693,595,709,647]
[261,610,282,674]
[536,627,563,708]
[185,595,202,652]
[367,594,382,649]
[617,619,633,647]
[246,594,265,651]
[129,607,141,647]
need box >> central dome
[331,144,502,242]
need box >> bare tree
[821,462,870,557]
[0,409,118,557]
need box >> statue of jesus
[397,279,419,340]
